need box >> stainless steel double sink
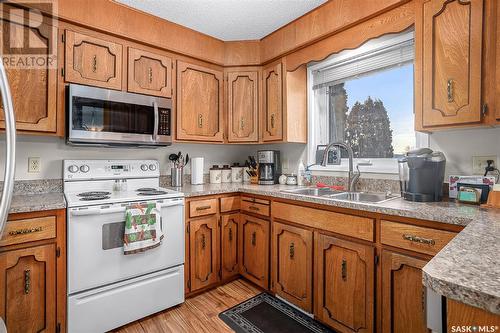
[281,187,398,204]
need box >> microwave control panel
[158,108,171,136]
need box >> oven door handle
[71,207,126,216]
[157,201,184,208]
[152,101,159,142]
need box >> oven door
[68,84,171,146]
[67,198,184,294]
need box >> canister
[221,165,232,183]
[231,163,243,183]
[209,165,222,184]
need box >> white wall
[0,136,262,180]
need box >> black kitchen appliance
[398,148,446,202]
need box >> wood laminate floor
[111,279,260,333]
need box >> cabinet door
[315,233,374,333]
[65,30,123,90]
[0,244,56,333]
[189,216,219,291]
[239,214,269,289]
[128,47,172,97]
[262,63,283,141]
[177,61,223,142]
[221,213,240,280]
[381,251,429,333]
[496,0,500,122]
[0,10,57,133]
[272,222,313,312]
[422,0,483,127]
[227,71,259,142]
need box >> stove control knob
[149,164,157,171]
[140,164,148,171]
[80,165,90,173]
[68,165,79,173]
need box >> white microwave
[67,84,172,147]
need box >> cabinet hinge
[56,247,61,258]
[61,33,65,43]
[187,280,191,289]
[482,104,488,117]
[61,68,65,77]
[218,269,222,279]
[375,254,379,266]
[271,280,274,289]
[56,322,61,333]
[186,225,190,234]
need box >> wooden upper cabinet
[381,251,429,333]
[0,10,57,133]
[272,222,313,313]
[420,0,484,127]
[226,70,259,142]
[262,62,283,141]
[64,30,123,90]
[315,233,374,333]
[176,61,224,142]
[127,47,172,97]
[221,213,240,280]
[239,214,269,289]
[189,216,219,292]
[0,244,56,333]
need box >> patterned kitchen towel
[124,203,163,255]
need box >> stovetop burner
[79,195,111,201]
[137,191,168,196]
[136,188,158,192]
[77,191,112,197]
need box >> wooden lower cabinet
[272,221,313,312]
[381,250,429,333]
[0,244,56,333]
[447,298,500,329]
[189,216,220,292]
[315,233,374,333]
[221,213,240,280]
[239,214,270,289]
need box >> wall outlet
[472,155,497,175]
[28,157,41,173]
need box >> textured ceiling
[115,0,328,41]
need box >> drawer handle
[201,234,206,249]
[196,205,212,211]
[402,234,435,246]
[24,269,31,294]
[341,259,347,281]
[251,231,256,246]
[8,227,43,236]
[92,55,97,73]
[289,242,295,259]
[228,227,233,242]
[249,206,259,211]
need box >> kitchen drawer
[273,202,374,242]
[0,216,56,247]
[241,197,270,217]
[220,196,240,213]
[189,198,218,218]
[380,220,456,256]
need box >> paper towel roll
[191,157,204,185]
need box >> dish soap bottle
[297,160,306,186]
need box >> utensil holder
[171,167,183,187]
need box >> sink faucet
[321,142,356,192]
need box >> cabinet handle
[148,67,153,83]
[24,269,31,294]
[240,118,244,130]
[8,226,43,236]
[196,205,212,211]
[447,79,454,103]
[341,259,347,281]
[289,242,295,259]
[270,114,275,129]
[251,231,256,246]
[228,227,233,242]
[249,206,259,211]
[201,233,206,249]
[198,114,203,128]
[92,55,97,73]
[402,234,435,246]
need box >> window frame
[306,32,428,175]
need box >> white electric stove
[64,160,185,333]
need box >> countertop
[7,192,67,214]
[173,183,500,314]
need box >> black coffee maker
[257,150,281,185]
[398,148,446,202]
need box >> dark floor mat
[219,293,335,333]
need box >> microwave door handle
[153,101,159,142]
